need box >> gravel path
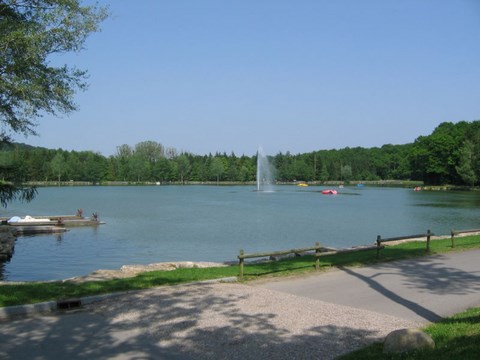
[1,281,418,359]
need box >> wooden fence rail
[238,243,323,279]
[450,229,480,248]
[237,228,480,279]
[238,242,379,279]
[376,230,433,258]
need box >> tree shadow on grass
[0,283,403,360]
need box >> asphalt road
[254,249,480,323]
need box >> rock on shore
[0,226,17,261]
[66,261,228,282]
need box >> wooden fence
[376,230,433,258]
[238,243,323,279]
[237,229,441,279]
[235,228,480,278]
[238,242,378,279]
[450,228,480,248]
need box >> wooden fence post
[451,230,455,248]
[426,229,431,252]
[239,249,244,279]
[315,242,321,270]
[376,235,381,258]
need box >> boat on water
[321,189,338,195]
[297,183,309,187]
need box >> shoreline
[2,233,471,285]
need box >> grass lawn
[338,306,480,360]
[1,234,479,358]
[1,234,479,307]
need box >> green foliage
[410,121,471,185]
[210,157,225,184]
[455,140,477,186]
[3,120,480,186]
[0,0,108,141]
[0,180,37,207]
[0,0,108,206]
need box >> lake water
[2,185,480,281]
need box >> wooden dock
[1,214,105,236]
[14,226,69,235]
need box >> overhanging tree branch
[0,0,108,206]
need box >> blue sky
[15,0,480,156]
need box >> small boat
[413,187,422,191]
[321,189,337,195]
[297,183,308,187]
[6,215,53,226]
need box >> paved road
[0,250,479,359]
[254,249,480,323]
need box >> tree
[341,165,352,182]
[0,0,108,141]
[50,152,66,182]
[456,140,477,186]
[0,0,108,206]
[319,162,329,182]
[176,154,191,184]
[210,157,224,185]
[134,141,164,165]
[0,144,36,206]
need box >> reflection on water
[413,191,480,209]
[2,186,480,281]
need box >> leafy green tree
[456,140,477,186]
[341,164,353,182]
[50,152,66,182]
[176,154,191,184]
[82,151,107,182]
[0,0,108,141]
[238,165,251,182]
[210,157,224,185]
[129,154,149,182]
[319,162,329,182]
[0,147,36,206]
[152,157,173,183]
[115,144,133,181]
[411,122,468,184]
[134,141,164,165]
[0,0,107,206]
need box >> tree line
[2,121,480,186]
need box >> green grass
[338,306,480,360]
[1,234,480,308]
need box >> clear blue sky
[15,0,480,156]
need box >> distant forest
[1,121,480,186]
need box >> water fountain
[256,147,274,192]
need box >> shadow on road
[338,266,443,322]
[338,251,480,323]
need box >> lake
[2,185,480,281]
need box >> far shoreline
[25,179,426,188]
